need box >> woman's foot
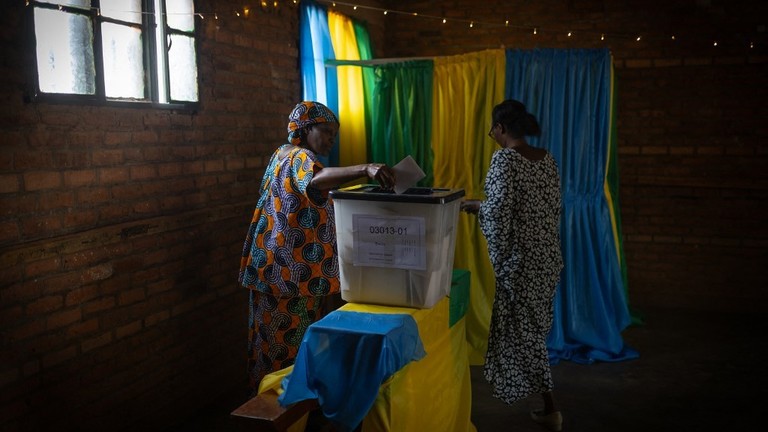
[530,410,563,431]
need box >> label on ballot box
[353,215,426,270]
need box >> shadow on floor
[169,307,766,431]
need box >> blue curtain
[299,0,339,166]
[505,48,638,363]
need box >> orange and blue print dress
[239,144,340,390]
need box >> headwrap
[287,101,339,145]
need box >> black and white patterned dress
[479,147,564,405]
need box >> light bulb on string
[505,20,509,27]
[750,41,754,48]
[567,31,572,37]
[601,33,605,41]
[470,21,474,28]
[442,18,447,24]
[713,41,718,47]
[533,28,537,35]
[383,10,387,15]
[636,36,641,41]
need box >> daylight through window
[30,0,199,106]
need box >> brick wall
[373,0,768,312]
[0,0,323,430]
[0,0,765,430]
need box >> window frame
[25,0,200,111]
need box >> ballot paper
[391,155,426,194]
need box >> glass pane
[34,8,96,95]
[168,34,198,102]
[37,0,90,9]
[100,0,142,24]
[165,0,195,32]
[101,22,145,99]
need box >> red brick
[130,165,156,180]
[91,149,125,166]
[66,317,100,338]
[42,345,78,368]
[0,174,20,193]
[118,287,145,306]
[23,171,62,191]
[26,295,63,315]
[24,256,61,278]
[0,221,20,243]
[64,284,100,306]
[81,332,113,353]
[115,320,143,339]
[10,319,46,343]
[20,215,62,237]
[98,166,129,183]
[46,308,82,330]
[82,297,116,315]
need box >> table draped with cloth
[257,270,475,432]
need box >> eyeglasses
[487,123,497,139]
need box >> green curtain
[353,21,376,158]
[369,61,435,186]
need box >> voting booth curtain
[299,0,637,364]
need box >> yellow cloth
[257,366,308,432]
[328,11,367,169]
[342,298,475,432]
[258,297,475,432]
[432,49,506,364]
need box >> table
[258,270,475,432]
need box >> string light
[28,0,764,50]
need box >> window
[28,0,199,107]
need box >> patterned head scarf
[287,101,339,145]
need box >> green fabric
[607,77,642,325]
[449,269,471,327]
[352,21,376,156]
[369,60,435,186]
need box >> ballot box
[330,185,465,308]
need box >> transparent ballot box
[330,185,465,308]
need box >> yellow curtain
[432,49,506,364]
[328,11,367,168]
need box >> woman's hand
[460,199,481,214]
[366,163,396,190]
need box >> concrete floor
[170,307,765,431]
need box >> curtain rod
[325,57,433,67]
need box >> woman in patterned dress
[462,99,564,431]
[239,101,395,392]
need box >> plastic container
[330,185,465,308]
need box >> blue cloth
[278,310,426,432]
[505,48,639,364]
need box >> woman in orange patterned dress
[239,101,395,392]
